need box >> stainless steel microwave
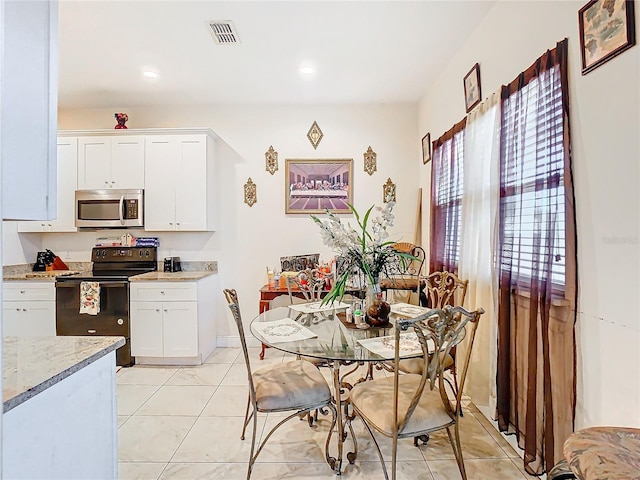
[75,189,144,229]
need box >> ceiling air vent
[208,20,240,45]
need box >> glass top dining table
[250,303,423,474]
[250,305,417,362]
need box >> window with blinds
[430,127,465,272]
[500,65,566,289]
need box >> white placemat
[252,318,318,344]
[357,332,423,357]
[390,302,430,318]
[288,301,350,314]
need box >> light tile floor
[117,347,531,479]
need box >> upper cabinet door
[1,0,58,220]
[77,136,144,190]
[175,137,208,231]
[78,137,111,189]
[111,136,144,189]
[19,137,78,232]
[144,136,178,231]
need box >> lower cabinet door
[162,302,198,357]
[3,301,56,336]
[130,302,164,357]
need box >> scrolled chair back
[223,288,257,404]
[393,305,484,430]
[424,270,469,309]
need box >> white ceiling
[58,0,496,108]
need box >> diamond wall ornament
[307,121,323,150]
[363,146,377,176]
[244,178,257,207]
[383,178,396,203]
[265,145,278,175]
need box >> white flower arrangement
[312,199,412,304]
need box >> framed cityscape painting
[285,159,353,214]
[579,0,636,75]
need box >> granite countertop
[130,271,216,281]
[3,270,86,281]
[3,336,124,413]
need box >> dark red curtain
[496,38,577,475]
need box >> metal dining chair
[350,305,484,480]
[223,288,337,479]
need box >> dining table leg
[326,360,361,474]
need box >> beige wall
[418,0,640,429]
[23,104,420,340]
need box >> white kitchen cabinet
[77,136,144,190]
[18,137,78,232]
[2,282,56,337]
[130,276,215,364]
[144,134,217,231]
[1,0,58,220]
[130,301,198,357]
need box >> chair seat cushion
[379,278,424,291]
[253,360,331,411]
[397,353,454,375]
[351,374,453,437]
[563,426,640,480]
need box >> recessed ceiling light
[299,65,315,76]
[143,71,158,78]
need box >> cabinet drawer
[3,282,55,301]
[130,282,197,302]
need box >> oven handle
[56,281,128,288]
[119,195,125,225]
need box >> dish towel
[79,281,100,315]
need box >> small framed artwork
[285,158,353,214]
[579,0,636,75]
[421,132,431,164]
[463,63,482,113]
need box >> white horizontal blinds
[431,128,465,271]
[500,64,566,289]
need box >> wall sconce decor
[265,145,278,175]
[244,178,257,207]
[363,146,377,175]
[383,178,396,202]
[307,121,323,149]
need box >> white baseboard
[216,335,260,348]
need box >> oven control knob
[145,250,150,257]
[139,251,143,257]
[117,319,124,325]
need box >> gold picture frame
[285,158,353,214]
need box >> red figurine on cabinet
[114,113,128,129]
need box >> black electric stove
[55,247,158,366]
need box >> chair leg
[446,424,467,480]
[247,406,259,479]
[241,394,253,440]
[358,417,389,480]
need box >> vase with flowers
[312,198,414,327]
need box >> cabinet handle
[20,290,25,294]
[15,308,20,312]
[88,329,97,334]
[22,309,27,312]
[169,222,173,226]
[164,309,168,313]
[41,223,45,227]
[160,291,165,295]
[155,309,160,312]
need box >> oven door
[56,280,133,366]
[75,189,144,229]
